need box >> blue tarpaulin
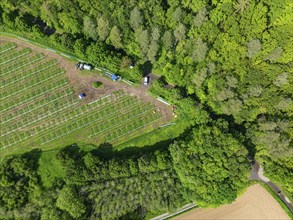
[111,74,119,81]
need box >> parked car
[75,62,93,71]
[143,76,149,85]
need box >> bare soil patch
[0,36,173,124]
[174,184,290,220]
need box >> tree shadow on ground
[140,61,153,77]
[57,144,87,160]
[90,138,173,160]
[22,148,42,171]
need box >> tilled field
[174,184,290,220]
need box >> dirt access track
[1,36,173,122]
[174,184,291,220]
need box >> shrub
[92,81,103,89]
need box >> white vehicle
[79,63,84,70]
[143,76,149,85]
[75,62,93,71]
[83,64,93,70]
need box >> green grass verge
[267,178,293,204]
[116,117,190,151]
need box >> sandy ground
[174,184,291,220]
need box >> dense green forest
[0,134,249,219]
[0,0,292,218]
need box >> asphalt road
[249,161,293,213]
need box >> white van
[83,64,93,71]
[144,76,149,85]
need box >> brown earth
[0,36,173,124]
[174,184,291,220]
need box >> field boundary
[249,161,293,215]
[257,181,293,219]
[152,179,293,220]
[151,203,196,220]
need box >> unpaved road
[174,184,291,220]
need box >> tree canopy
[0,0,292,217]
[170,120,250,206]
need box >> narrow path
[151,203,196,220]
[249,161,293,213]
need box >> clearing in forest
[174,184,291,220]
[0,40,172,155]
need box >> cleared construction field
[0,41,167,155]
[174,184,290,220]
